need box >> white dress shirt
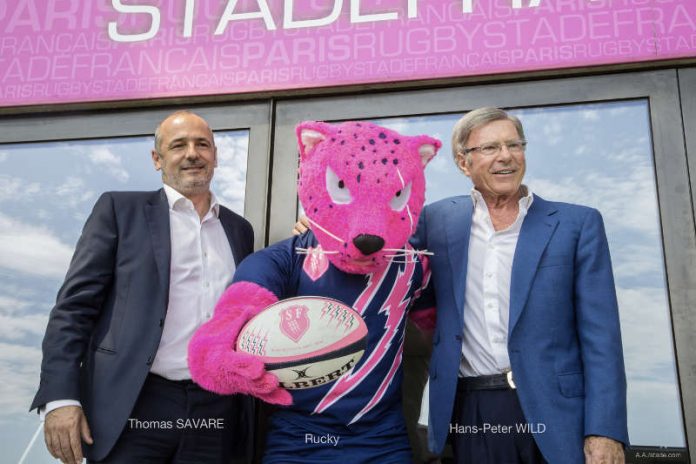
[459,187,533,377]
[150,184,236,380]
[43,185,236,417]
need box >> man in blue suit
[413,107,628,464]
[32,111,254,463]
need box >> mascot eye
[390,182,412,211]
[326,167,353,204]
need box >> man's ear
[456,152,471,177]
[296,121,334,161]
[151,149,162,171]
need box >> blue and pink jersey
[232,231,431,461]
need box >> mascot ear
[413,135,442,167]
[296,121,334,161]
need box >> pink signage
[1,0,695,107]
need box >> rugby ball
[236,296,367,390]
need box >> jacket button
[455,334,462,341]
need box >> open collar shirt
[150,184,236,380]
[459,186,533,377]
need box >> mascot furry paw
[189,121,440,463]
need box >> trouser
[91,373,248,464]
[450,377,547,464]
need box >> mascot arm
[188,281,292,406]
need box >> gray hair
[154,110,214,155]
[451,107,525,161]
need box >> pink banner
[1,0,695,107]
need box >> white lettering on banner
[101,0,569,43]
[462,0,543,14]
[350,0,398,24]
[215,0,276,34]
[408,0,418,18]
[3,0,696,106]
[183,0,195,37]
[284,0,342,29]
[512,0,542,9]
[11,0,690,39]
[108,0,160,42]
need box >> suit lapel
[508,195,558,334]
[219,208,244,266]
[445,197,473,330]
[145,189,171,294]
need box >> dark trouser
[450,378,546,464]
[262,409,412,463]
[91,374,249,464]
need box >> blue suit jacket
[412,194,628,464]
[31,189,254,461]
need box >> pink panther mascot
[188,121,440,463]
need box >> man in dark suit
[414,107,628,464]
[32,111,255,463]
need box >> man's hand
[44,406,93,464]
[584,436,624,464]
[292,216,310,235]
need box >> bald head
[154,111,215,155]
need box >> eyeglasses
[463,140,527,156]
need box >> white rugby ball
[236,296,367,390]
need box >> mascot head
[296,121,441,275]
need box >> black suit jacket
[31,189,254,461]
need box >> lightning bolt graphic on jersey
[313,246,417,422]
[352,261,391,317]
[350,259,430,423]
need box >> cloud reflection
[87,146,130,183]
[0,213,72,278]
[214,132,249,215]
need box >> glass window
[373,100,685,448]
[0,130,249,463]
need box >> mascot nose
[353,234,385,256]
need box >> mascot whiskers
[188,121,440,463]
